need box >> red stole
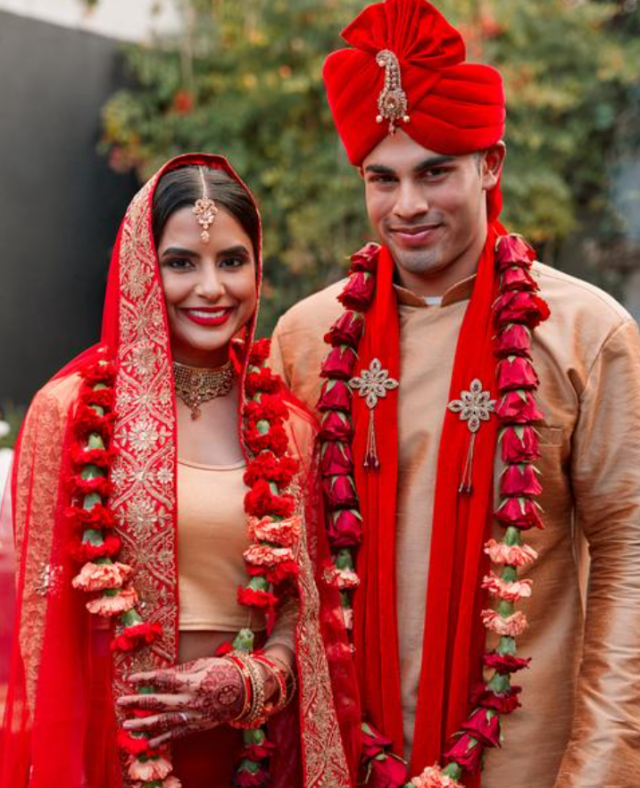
[352,226,502,781]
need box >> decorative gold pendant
[448,379,496,495]
[173,360,235,419]
[349,358,399,470]
[375,50,411,134]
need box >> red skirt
[173,725,243,788]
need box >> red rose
[244,481,295,519]
[69,533,122,563]
[326,509,363,548]
[338,272,375,311]
[443,733,483,773]
[495,235,536,270]
[461,708,501,748]
[248,338,271,366]
[483,652,531,673]
[324,310,365,348]
[244,453,299,487]
[500,464,542,497]
[349,242,381,273]
[500,266,539,292]
[494,291,550,329]
[316,379,352,412]
[496,390,544,424]
[323,475,358,508]
[496,357,539,393]
[319,411,353,441]
[470,682,522,715]
[494,324,532,358]
[320,441,354,476]
[245,368,282,397]
[500,425,540,463]
[321,345,359,380]
[361,723,394,761]
[368,755,408,788]
[495,496,543,529]
[111,622,163,653]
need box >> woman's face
[158,204,258,367]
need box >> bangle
[253,654,288,717]
[227,653,267,729]
[265,653,297,706]
[224,654,252,724]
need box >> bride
[0,154,358,788]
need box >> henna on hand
[191,659,244,724]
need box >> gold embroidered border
[294,465,352,788]
[110,175,179,712]
[16,377,79,709]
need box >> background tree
[101,0,640,333]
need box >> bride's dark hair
[152,165,260,259]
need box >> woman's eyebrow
[217,245,250,257]
[160,246,198,259]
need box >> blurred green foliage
[100,0,640,333]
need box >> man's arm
[556,318,640,787]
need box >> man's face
[362,131,503,282]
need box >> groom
[271,0,640,786]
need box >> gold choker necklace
[173,360,235,419]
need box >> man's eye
[424,168,448,179]
[369,175,397,184]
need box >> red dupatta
[0,153,358,788]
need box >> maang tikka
[192,167,218,243]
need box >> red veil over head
[0,154,359,787]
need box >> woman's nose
[194,263,223,300]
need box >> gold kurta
[270,261,640,788]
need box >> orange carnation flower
[72,561,132,592]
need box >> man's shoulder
[536,262,634,333]
[275,279,347,338]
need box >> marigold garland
[316,235,549,787]
[68,340,301,788]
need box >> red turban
[323,0,506,216]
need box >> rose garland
[316,236,550,787]
[68,339,300,788]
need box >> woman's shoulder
[24,372,83,431]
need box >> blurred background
[0,0,639,448]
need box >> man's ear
[481,141,506,190]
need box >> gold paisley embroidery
[294,468,352,788]
[110,176,179,734]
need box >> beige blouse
[177,458,296,652]
[177,458,263,631]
